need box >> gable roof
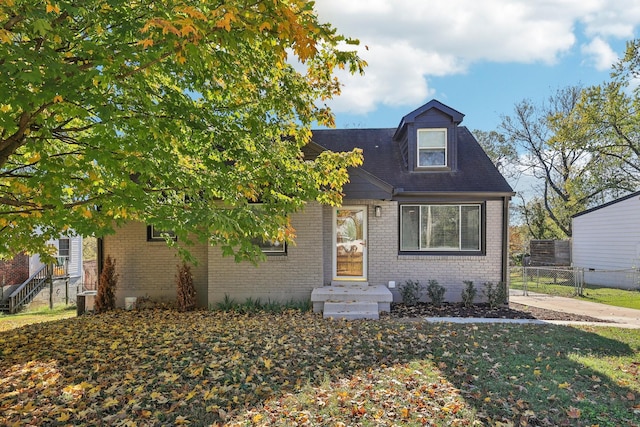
[311,126,514,199]
[394,99,465,140]
[572,190,640,218]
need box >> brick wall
[104,198,506,307]
[208,202,324,305]
[103,222,209,308]
[0,252,29,286]
[323,199,506,303]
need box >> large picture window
[417,129,446,167]
[400,204,481,252]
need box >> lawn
[1,309,639,426]
[0,305,76,332]
[510,270,640,310]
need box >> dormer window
[417,129,447,167]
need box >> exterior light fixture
[375,206,382,217]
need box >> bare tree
[500,86,616,237]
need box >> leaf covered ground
[1,310,639,426]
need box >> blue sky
[313,0,640,132]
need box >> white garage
[572,190,640,289]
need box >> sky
[312,0,640,132]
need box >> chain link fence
[510,266,640,307]
[511,266,583,296]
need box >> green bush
[214,295,311,313]
[483,281,508,309]
[426,280,446,307]
[399,280,424,305]
[461,280,476,308]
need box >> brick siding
[324,200,505,303]
[207,202,324,304]
[103,222,209,308]
[106,199,505,307]
[0,252,29,286]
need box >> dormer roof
[310,100,514,200]
[393,99,465,140]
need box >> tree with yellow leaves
[0,0,365,260]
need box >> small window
[58,238,70,259]
[253,238,287,255]
[417,129,446,167]
[400,204,481,252]
[248,203,288,255]
[147,225,177,241]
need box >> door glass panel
[336,208,364,277]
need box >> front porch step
[330,280,369,287]
[322,302,380,320]
[311,284,393,320]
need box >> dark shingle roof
[311,126,514,197]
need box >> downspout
[502,196,510,298]
[97,237,104,280]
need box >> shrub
[216,294,238,311]
[426,280,446,307]
[176,262,196,312]
[399,280,424,305]
[461,280,476,308]
[95,255,118,313]
[214,295,312,313]
[483,281,508,309]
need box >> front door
[333,206,367,280]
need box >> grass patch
[1,310,639,426]
[511,273,640,310]
[577,287,640,310]
[0,305,76,332]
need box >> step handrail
[7,264,52,313]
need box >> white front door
[333,206,367,281]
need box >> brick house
[103,100,514,318]
[0,253,29,288]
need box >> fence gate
[514,266,583,296]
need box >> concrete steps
[311,283,393,320]
[323,301,380,320]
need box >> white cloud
[580,0,640,38]
[328,42,464,114]
[313,0,639,114]
[581,37,619,71]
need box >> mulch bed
[386,302,607,323]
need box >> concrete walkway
[426,290,640,329]
[509,290,640,329]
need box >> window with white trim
[400,204,481,252]
[58,238,70,259]
[417,129,447,167]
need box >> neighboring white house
[29,235,83,282]
[28,235,84,309]
[572,190,640,289]
[1,234,84,313]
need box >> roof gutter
[392,190,516,199]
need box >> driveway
[509,290,640,329]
